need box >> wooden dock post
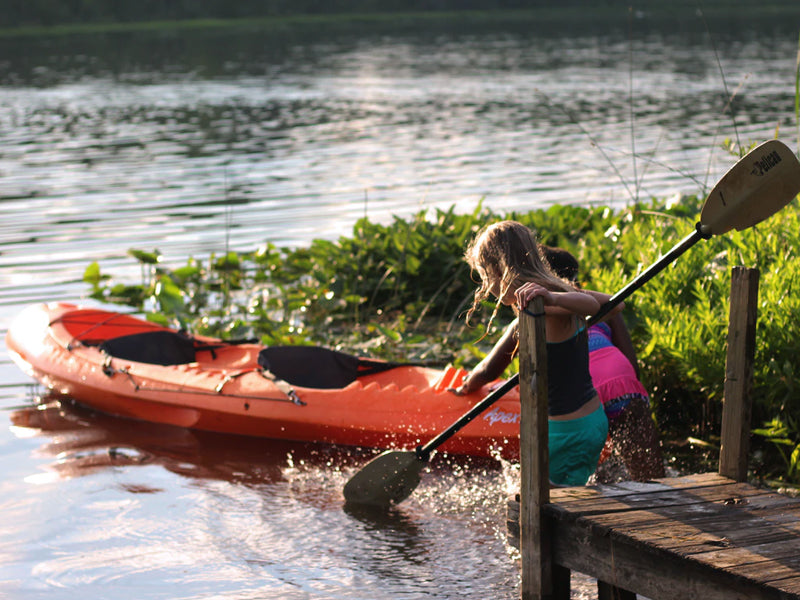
[719,266,759,482]
[518,297,561,600]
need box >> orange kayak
[6,303,522,459]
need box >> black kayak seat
[96,331,406,389]
[98,330,403,389]
[99,330,212,366]
[258,345,404,390]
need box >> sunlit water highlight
[1,14,798,598]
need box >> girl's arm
[517,284,623,320]
[580,289,625,320]
[515,282,601,317]
[450,319,518,395]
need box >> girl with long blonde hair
[453,220,613,486]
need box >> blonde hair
[465,220,575,324]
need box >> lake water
[1,10,798,599]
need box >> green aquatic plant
[84,192,800,483]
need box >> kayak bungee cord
[98,358,305,405]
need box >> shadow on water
[343,501,422,536]
[342,503,430,571]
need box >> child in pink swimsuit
[545,246,665,481]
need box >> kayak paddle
[343,139,800,508]
[591,139,800,323]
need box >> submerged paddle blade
[343,450,427,507]
[700,140,800,236]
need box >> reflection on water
[9,398,316,485]
[1,394,534,599]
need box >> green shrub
[84,194,800,483]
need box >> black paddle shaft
[416,224,708,461]
[416,375,520,460]
[588,224,707,325]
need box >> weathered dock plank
[509,474,800,599]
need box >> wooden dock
[508,472,800,599]
[510,267,800,599]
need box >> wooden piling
[719,266,759,482]
[518,297,552,600]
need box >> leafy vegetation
[85,191,800,484]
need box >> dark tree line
[3,1,537,28]
[1,0,761,30]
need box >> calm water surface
[1,11,798,599]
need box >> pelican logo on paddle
[751,149,782,176]
[483,406,521,426]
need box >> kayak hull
[6,303,522,459]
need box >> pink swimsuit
[587,322,649,422]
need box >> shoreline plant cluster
[85,195,800,486]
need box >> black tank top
[546,324,597,416]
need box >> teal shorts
[549,404,609,487]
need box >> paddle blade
[343,450,427,507]
[700,140,800,236]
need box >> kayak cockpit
[83,326,421,392]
